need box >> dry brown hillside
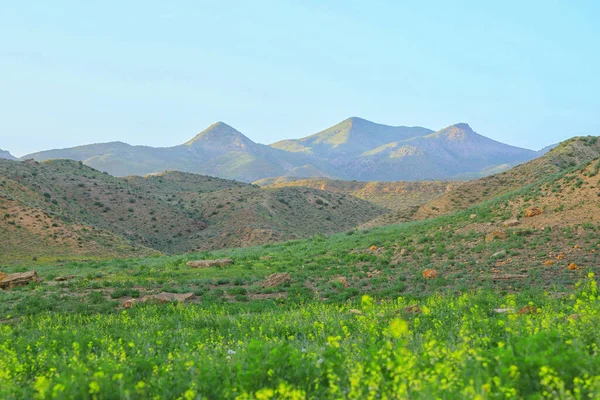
[260,177,456,209]
[0,177,155,262]
[414,136,600,220]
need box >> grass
[1,277,600,398]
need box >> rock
[404,305,422,314]
[151,292,194,303]
[567,263,578,271]
[492,274,527,280]
[422,269,439,279]
[0,271,40,289]
[123,299,138,309]
[524,207,543,218]
[502,219,520,227]
[518,305,539,315]
[493,308,514,314]
[54,275,78,282]
[366,270,381,278]
[261,273,291,288]
[332,276,349,288]
[491,250,507,259]
[187,258,233,268]
[485,230,508,242]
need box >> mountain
[0,149,16,160]
[272,120,539,181]
[0,159,384,262]
[23,118,543,182]
[271,117,434,155]
[23,122,318,182]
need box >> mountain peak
[430,123,476,141]
[184,122,251,146]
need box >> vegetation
[2,277,600,398]
[2,136,600,398]
[0,160,383,262]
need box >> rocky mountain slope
[22,118,544,182]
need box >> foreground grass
[1,276,599,399]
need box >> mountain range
[18,117,549,182]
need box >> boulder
[502,219,520,227]
[422,269,439,279]
[54,275,78,282]
[151,292,195,303]
[493,308,514,314]
[332,276,349,288]
[524,207,543,218]
[485,230,508,242]
[491,250,507,259]
[0,271,40,289]
[261,273,291,288]
[404,305,423,314]
[123,299,138,309]
[187,258,233,268]
[518,305,539,315]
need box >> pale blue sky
[1,0,599,156]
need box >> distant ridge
[0,149,16,160]
[22,118,542,182]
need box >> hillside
[125,171,385,251]
[0,160,385,262]
[414,136,600,220]
[257,176,457,216]
[0,171,156,262]
[22,118,544,182]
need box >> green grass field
[1,277,599,399]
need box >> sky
[1,0,599,157]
